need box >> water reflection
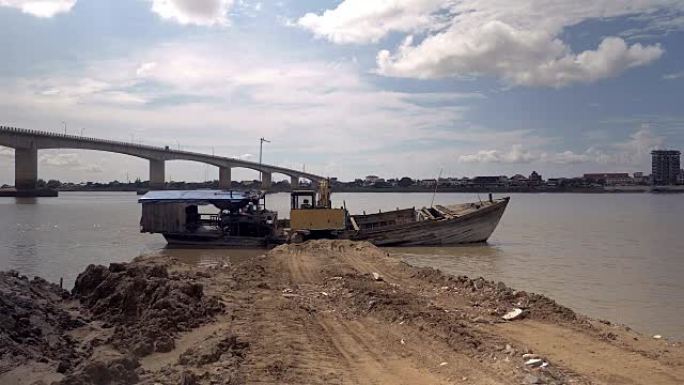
[390,244,506,279]
[14,197,38,205]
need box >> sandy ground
[2,240,683,385]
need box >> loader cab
[288,180,347,237]
[291,190,316,210]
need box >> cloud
[458,144,536,164]
[378,30,663,87]
[136,62,158,77]
[39,153,103,172]
[542,151,591,165]
[297,0,446,44]
[31,77,147,106]
[0,0,76,18]
[299,0,680,87]
[663,71,684,80]
[458,127,664,167]
[0,39,484,179]
[148,0,234,26]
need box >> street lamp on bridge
[259,137,270,182]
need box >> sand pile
[72,262,223,357]
[0,271,84,373]
[55,356,140,385]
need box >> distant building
[363,175,381,186]
[509,174,528,187]
[651,150,681,185]
[510,174,527,181]
[528,171,542,185]
[546,178,564,187]
[583,173,632,186]
[471,176,507,187]
[632,172,649,185]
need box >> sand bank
[1,240,682,385]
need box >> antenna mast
[430,168,443,208]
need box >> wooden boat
[139,187,509,248]
[342,197,509,246]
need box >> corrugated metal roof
[138,190,261,204]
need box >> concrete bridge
[0,125,324,193]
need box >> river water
[1,192,682,339]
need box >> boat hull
[345,198,509,246]
[163,233,276,248]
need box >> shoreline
[1,240,682,385]
[3,185,684,196]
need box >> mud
[72,262,223,357]
[0,271,84,374]
[56,356,140,385]
[2,240,683,385]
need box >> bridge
[0,126,324,194]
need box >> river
[0,191,682,339]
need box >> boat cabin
[139,190,278,240]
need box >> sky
[0,0,683,184]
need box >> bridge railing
[0,125,323,180]
[0,125,177,152]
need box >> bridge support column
[261,172,272,189]
[219,166,231,190]
[149,159,165,190]
[15,147,38,191]
[290,176,299,189]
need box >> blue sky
[1,0,683,183]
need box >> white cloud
[458,127,665,167]
[0,40,484,180]
[299,0,680,87]
[378,30,663,87]
[297,0,446,44]
[542,151,591,165]
[148,0,234,26]
[39,153,103,172]
[663,71,684,80]
[458,144,536,164]
[32,77,147,106]
[0,0,76,18]
[136,62,158,77]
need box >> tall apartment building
[651,150,681,185]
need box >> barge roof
[138,190,262,204]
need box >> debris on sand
[524,358,544,368]
[71,262,223,357]
[502,308,525,321]
[371,272,383,281]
